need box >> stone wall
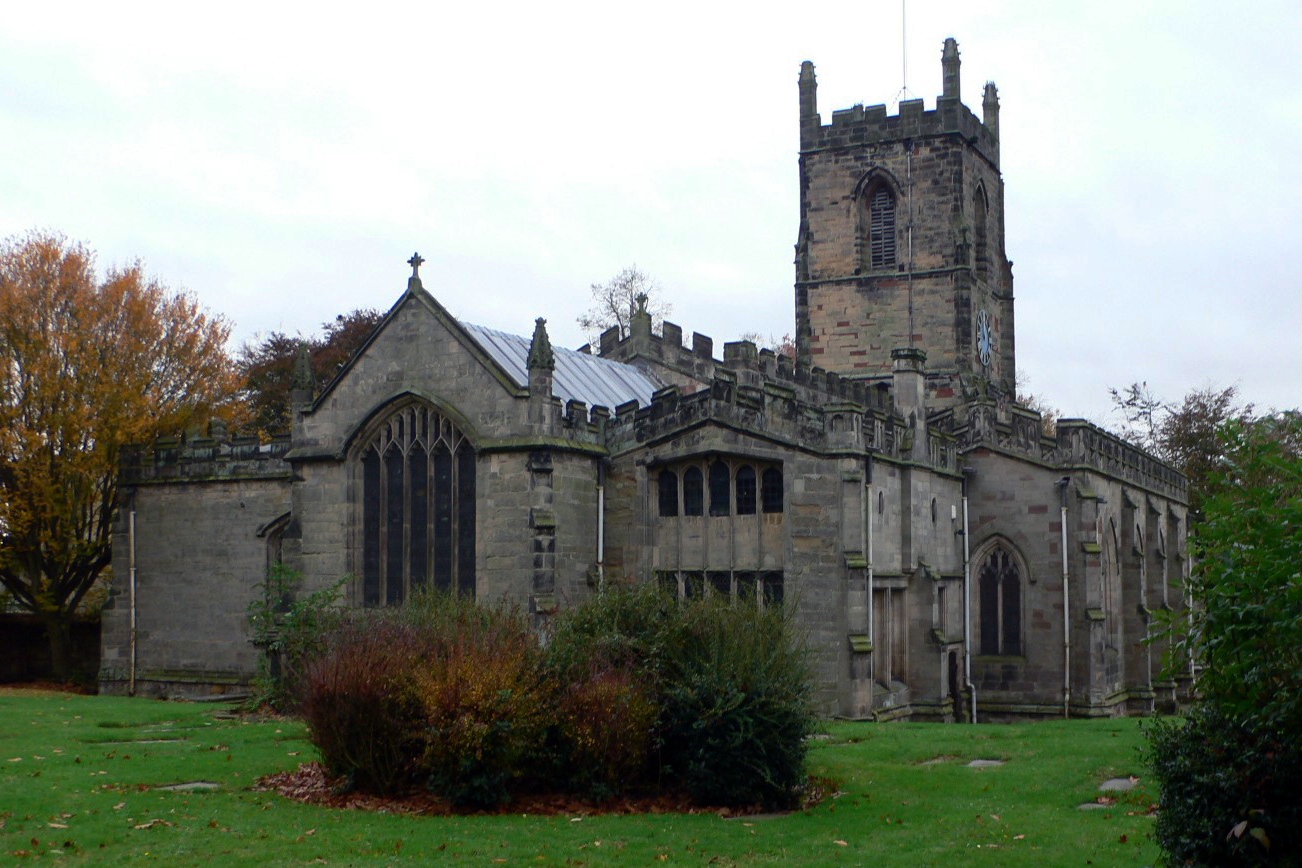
[100,474,291,696]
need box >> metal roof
[462,322,661,410]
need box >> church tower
[795,38,1014,407]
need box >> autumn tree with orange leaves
[0,232,240,679]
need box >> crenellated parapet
[798,40,999,167]
[594,318,966,467]
[808,98,998,166]
[121,433,292,484]
[601,367,956,469]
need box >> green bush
[1145,705,1302,866]
[657,597,816,809]
[544,582,675,683]
[246,564,344,711]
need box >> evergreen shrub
[1145,705,1302,867]
[658,597,815,809]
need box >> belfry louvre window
[978,546,1021,656]
[359,403,475,605]
[868,187,896,269]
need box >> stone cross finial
[407,252,425,291]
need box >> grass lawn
[0,689,1160,866]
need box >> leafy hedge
[294,584,815,810]
[1145,705,1302,867]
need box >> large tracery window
[359,403,475,605]
[978,545,1021,656]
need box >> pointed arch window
[358,403,475,605]
[978,545,1021,656]
[867,186,897,269]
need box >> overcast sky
[3,1,1298,425]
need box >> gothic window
[682,466,704,516]
[761,467,784,513]
[358,403,475,605]
[735,465,757,515]
[708,460,731,516]
[867,186,897,269]
[978,545,1021,655]
[657,469,679,517]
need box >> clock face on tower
[976,308,994,368]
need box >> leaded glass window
[358,403,475,604]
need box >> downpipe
[1057,476,1071,719]
[129,508,137,697]
[596,463,606,594]
[866,476,875,718]
[962,467,976,723]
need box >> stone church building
[100,39,1190,720]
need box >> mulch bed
[255,762,827,818]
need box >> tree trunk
[40,611,74,682]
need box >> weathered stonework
[101,38,1189,722]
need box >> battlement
[121,433,292,484]
[598,317,896,414]
[810,98,997,165]
[587,316,974,466]
[798,38,1000,167]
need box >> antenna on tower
[895,0,913,106]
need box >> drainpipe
[1057,476,1071,719]
[596,462,606,594]
[865,472,874,716]
[128,508,137,697]
[962,467,976,723]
